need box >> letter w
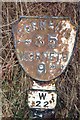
[39,93,46,100]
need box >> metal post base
[27,80,57,120]
[30,109,55,120]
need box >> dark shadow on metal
[30,109,55,120]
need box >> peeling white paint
[61,37,68,44]
[32,81,56,90]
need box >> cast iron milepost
[12,16,78,119]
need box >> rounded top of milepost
[12,16,77,81]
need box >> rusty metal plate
[12,16,77,81]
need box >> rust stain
[31,101,35,107]
[49,100,52,104]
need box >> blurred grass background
[1,2,80,120]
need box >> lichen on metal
[12,16,77,81]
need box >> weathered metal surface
[32,80,56,90]
[12,16,77,81]
[28,90,57,109]
[28,80,57,109]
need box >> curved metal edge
[11,16,79,82]
[19,16,78,28]
[19,15,69,19]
